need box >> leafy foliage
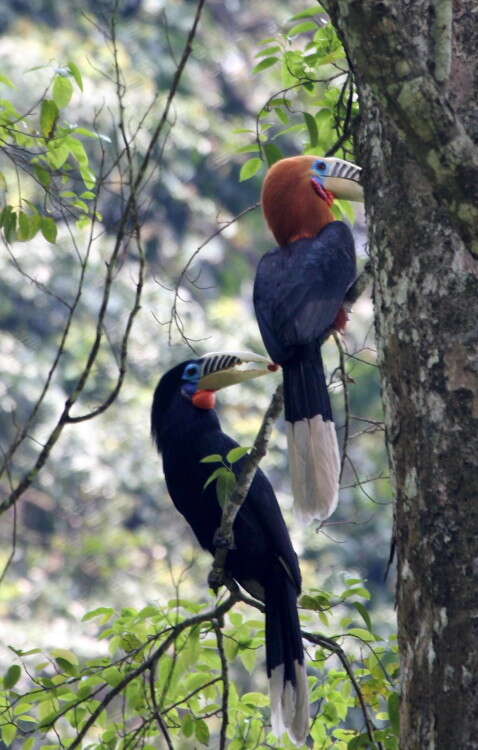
[237,6,358,192]
[0,578,398,749]
[201,447,250,507]
[0,62,100,244]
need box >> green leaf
[40,216,58,243]
[1,723,17,746]
[67,61,83,91]
[200,454,223,464]
[242,691,269,707]
[289,6,323,20]
[353,602,372,631]
[53,75,73,108]
[348,732,373,749]
[194,718,210,746]
[182,712,194,737]
[3,664,21,689]
[226,446,250,463]
[203,466,229,490]
[255,45,281,58]
[263,142,283,166]
[65,135,89,165]
[55,657,78,676]
[235,144,260,154]
[52,648,78,665]
[34,165,52,186]
[103,666,123,687]
[388,692,400,736]
[22,738,35,750]
[347,627,377,642]
[253,56,279,74]
[18,211,31,240]
[303,112,319,148]
[82,606,114,622]
[40,99,59,139]
[3,208,16,242]
[216,471,236,508]
[342,586,371,600]
[288,21,318,36]
[47,141,70,169]
[239,157,262,182]
[0,72,15,88]
[239,647,257,673]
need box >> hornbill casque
[151,352,309,746]
[253,155,364,524]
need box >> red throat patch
[192,390,216,410]
[311,178,335,207]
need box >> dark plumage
[151,360,309,745]
[254,156,362,523]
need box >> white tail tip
[269,661,309,746]
[286,415,340,524]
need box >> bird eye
[314,160,327,171]
[183,363,200,381]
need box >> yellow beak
[317,157,364,202]
[198,350,277,390]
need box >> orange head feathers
[261,155,363,247]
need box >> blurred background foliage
[0,0,395,746]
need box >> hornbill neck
[263,175,335,246]
[288,203,333,243]
[152,389,220,453]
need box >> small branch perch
[208,383,284,592]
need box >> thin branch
[303,630,383,749]
[148,659,174,750]
[208,383,284,592]
[68,591,239,750]
[0,502,17,585]
[333,332,349,482]
[214,621,229,750]
[0,0,207,514]
[168,203,259,348]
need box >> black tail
[282,353,340,523]
[265,565,309,745]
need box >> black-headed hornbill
[151,352,309,745]
[253,155,363,524]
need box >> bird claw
[208,565,225,592]
[213,528,234,549]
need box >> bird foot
[213,528,235,549]
[208,564,226,593]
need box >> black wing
[163,428,301,592]
[253,221,356,363]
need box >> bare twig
[167,203,259,348]
[333,332,349,482]
[0,502,17,584]
[0,0,207,515]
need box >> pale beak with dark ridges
[198,351,278,391]
[311,156,364,202]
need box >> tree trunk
[321,2,478,748]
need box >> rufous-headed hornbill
[151,352,309,745]
[253,155,364,524]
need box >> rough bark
[321,2,478,748]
